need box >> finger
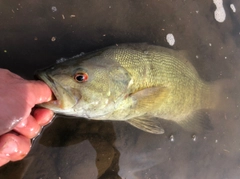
[14,115,41,138]
[0,157,10,167]
[26,80,53,104]
[32,108,54,126]
[0,133,31,163]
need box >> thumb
[26,80,52,105]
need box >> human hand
[0,69,54,166]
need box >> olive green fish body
[38,43,218,134]
[108,45,213,120]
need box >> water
[0,0,240,178]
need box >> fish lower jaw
[39,100,61,110]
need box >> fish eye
[74,72,88,82]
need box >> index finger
[26,80,53,105]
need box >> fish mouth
[36,72,77,110]
[36,72,61,108]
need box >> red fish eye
[74,72,88,82]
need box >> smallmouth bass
[37,43,225,134]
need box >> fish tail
[177,79,237,134]
[208,79,237,112]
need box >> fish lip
[36,72,60,105]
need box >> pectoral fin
[177,110,213,133]
[130,86,169,112]
[126,116,165,134]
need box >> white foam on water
[166,33,175,46]
[51,6,57,12]
[213,0,226,23]
[230,4,236,13]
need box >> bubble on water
[169,135,174,142]
[51,36,56,41]
[213,0,226,23]
[230,4,236,13]
[192,135,197,141]
[166,33,175,46]
[51,6,57,12]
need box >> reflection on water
[0,0,240,178]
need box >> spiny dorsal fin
[126,116,165,134]
[177,110,213,133]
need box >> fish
[36,43,225,134]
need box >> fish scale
[37,43,223,134]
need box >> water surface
[0,0,240,178]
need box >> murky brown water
[0,0,240,178]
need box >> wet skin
[0,69,53,166]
